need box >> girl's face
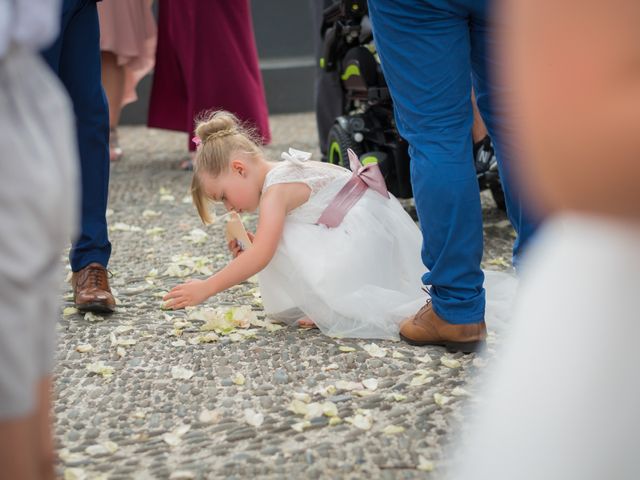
[198,160,261,214]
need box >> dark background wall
[120,0,317,125]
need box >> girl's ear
[230,159,246,177]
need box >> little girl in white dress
[257,148,426,339]
[164,110,427,340]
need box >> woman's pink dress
[98,0,157,106]
[147,0,271,150]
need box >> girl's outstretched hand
[228,232,255,258]
[163,279,210,309]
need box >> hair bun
[195,110,240,144]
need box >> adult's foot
[71,263,115,313]
[399,300,486,353]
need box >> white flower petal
[433,393,450,406]
[64,468,87,480]
[417,456,435,472]
[63,307,78,316]
[451,386,471,397]
[170,471,196,480]
[198,409,220,424]
[382,425,405,435]
[86,362,114,378]
[363,343,387,358]
[291,420,311,432]
[232,373,246,385]
[244,409,264,427]
[288,399,309,416]
[440,356,462,369]
[409,374,432,387]
[84,312,104,322]
[171,366,194,380]
[388,393,407,402]
[321,401,338,417]
[142,209,162,218]
[415,353,433,363]
[335,380,363,391]
[346,413,372,430]
[292,392,311,403]
[362,378,379,391]
[162,433,182,447]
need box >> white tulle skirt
[258,186,520,340]
[259,185,425,340]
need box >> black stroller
[319,0,506,209]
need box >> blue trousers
[368,0,538,324]
[42,0,111,271]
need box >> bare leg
[471,89,489,143]
[101,51,125,160]
[101,51,124,128]
[0,376,56,480]
[0,409,40,480]
[297,317,317,329]
[36,376,55,480]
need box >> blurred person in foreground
[0,0,79,478]
[451,1,640,478]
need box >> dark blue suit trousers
[42,0,111,271]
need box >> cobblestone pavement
[54,113,514,480]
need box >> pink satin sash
[317,149,389,228]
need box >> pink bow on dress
[317,149,389,228]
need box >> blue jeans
[41,0,111,271]
[368,0,538,324]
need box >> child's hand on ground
[228,232,255,258]
[163,279,211,309]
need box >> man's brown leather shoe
[399,300,486,353]
[71,263,115,313]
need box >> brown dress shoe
[71,263,115,313]
[399,300,486,353]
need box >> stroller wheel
[327,123,362,168]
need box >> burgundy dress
[148,0,271,150]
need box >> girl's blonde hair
[191,110,263,223]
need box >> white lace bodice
[262,148,351,223]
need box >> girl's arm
[163,185,292,309]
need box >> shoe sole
[76,302,115,314]
[399,333,484,354]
